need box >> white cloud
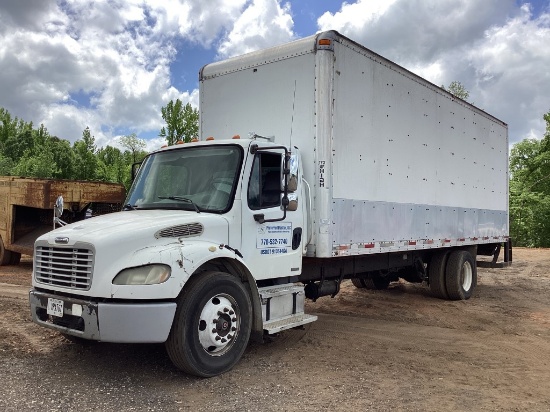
[0,0,248,146]
[217,0,295,58]
[2,0,547,149]
[318,0,515,64]
[468,5,550,142]
[145,0,248,47]
[317,0,550,143]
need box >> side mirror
[54,196,64,218]
[53,196,67,228]
[287,152,299,192]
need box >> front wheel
[166,271,252,377]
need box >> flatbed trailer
[0,176,125,264]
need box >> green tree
[13,147,59,178]
[442,81,470,101]
[0,154,14,175]
[97,145,126,184]
[159,99,199,145]
[3,128,34,162]
[50,137,76,179]
[119,133,147,163]
[509,110,550,246]
[0,107,30,147]
[73,127,100,180]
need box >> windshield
[125,145,243,213]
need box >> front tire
[166,271,252,377]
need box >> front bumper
[29,289,177,343]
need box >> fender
[109,240,255,301]
[174,240,264,343]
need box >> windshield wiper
[123,203,137,211]
[158,196,201,213]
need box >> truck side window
[248,153,282,209]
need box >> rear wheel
[350,278,366,288]
[363,276,391,290]
[166,271,252,377]
[0,236,13,266]
[445,250,477,300]
[429,252,449,299]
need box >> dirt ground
[0,248,549,411]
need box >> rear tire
[350,278,366,288]
[363,276,391,290]
[0,236,13,266]
[445,250,477,300]
[166,271,252,377]
[429,252,449,299]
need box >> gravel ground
[0,248,549,411]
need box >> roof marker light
[206,136,215,141]
[318,39,331,46]
[232,135,240,139]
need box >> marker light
[232,135,240,139]
[206,136,215,141]
[318,39,331,46]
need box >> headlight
[112,264,171,285]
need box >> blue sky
[1,0,549,151]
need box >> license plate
[47,298,64,318]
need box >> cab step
[259,284,317,334]
[263,313,318,334]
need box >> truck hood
[40,210,227,245]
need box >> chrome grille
[155,223,203,239]
[35,246,94,290]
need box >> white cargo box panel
[200,31,509,258]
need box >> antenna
[290,79,296,149]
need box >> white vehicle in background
[29,31,510,377]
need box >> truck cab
[29,137,316,377]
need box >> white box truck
[29,31,510,377]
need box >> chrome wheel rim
[198,294,240,356]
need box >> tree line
[509,111,550,247]
[1,98,550,247]
[0,99,197,190]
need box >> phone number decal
[257,223,292,252]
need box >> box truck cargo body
[29,31,510,377]
[199,31,508,259]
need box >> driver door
[240,147,303,281]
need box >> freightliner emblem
[55,237,69,244]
